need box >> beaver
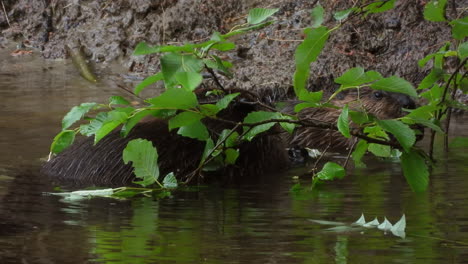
[41,88,289,186]
[41,87,417,186]
[283,87,417,153]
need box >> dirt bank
[0,0,466,94]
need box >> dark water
[1,48,468,264]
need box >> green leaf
[121,109,160,137]
[133,42,201,55]
[293,26,330,97]
[223,21,274,38]
[370,76,417,97]
[294,102,320,112]
[62,102,99,130]
[147,88,198,110]
[247,8,279,25]
[204,55,233,77]
[216,93,240,110]
[335,67,383,88]
[50,130,76,154]
[311,4,324,28]
[377,120,416,152]
[212,42,236,51]
[242,111,279,141]
[337,104,351,138]
[199,104,220,116]
[134,72,163,95]
[407,104,440,119]
[94,111,129,144]
[363,0,396,15]
[352,140,368,168]
[224,148,239,165]
[401,150,429,192]
[122,139,159,187]
[298,90,323,102]
[368,143,391,157]
[458,41,468,60]
[175,71,203,91]
[168,111,203,130]
[334,8,355,21]
[177,120,209,141]
[450,16,468,40]
[162,172,178,188]
[401,116,443,133]
[79,112,107,137]
[278,114,296,134]
[200,138,215,165]
[423,0,447,22]
[316,162,345,181]
[349,111,371,125]
[160,53,204,88]
[109,96,130,106]
[218,129,240,148]
[418,68,443,90]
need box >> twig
[343,138,358,169]
[205,65,226,91]
[1,0,10,27]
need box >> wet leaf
[311,4,324,28]
[62,102,99,130]
[293,26,330,97]
[162,172,178,188]
[337,104,351,138]
[423,0,447,22]
[123,139,159,187]
[316,162,345,181]
[401,150,429,192]
[177,120,209,141]
[370,76,417,97]
[147,88,198,110]
[134,72,164,95]
[247,8,279,24]
[50,130,75,154]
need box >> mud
[0,0,466,93]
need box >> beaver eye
[373,91,383,99]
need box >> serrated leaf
[121,109,160,137]
[298,90,323,102]
[335,67,382,88]
[224,148,239,165]
[247,8,279,25]
[216,93,240,110]
[311,4,324,28]
[377,120,416,152]
[177,120,209,141]
[109,96,130,106]
[337,104,351,138]
[168,111,203,130]
[401,150,429,192]
[162,172,178,188]
[134,72,163,95]
[62,102,99,130]
[79,112,107,137]
[242,111,279,141]
[50,130,76,154]
[458,41,468,60]
[94,111,129,144]
[147,88,198,110]
[199,104,220,116]
[123,139,159,187]
[334,8,355,21]
[316,162,345,181]
[293,26,330,97]
[352,140,368,168]
[450,16,468,40]
[370,76,417,97]
[423,0,447,22]
[175,71,203,91]
[368,143,391,157]
[418,68,443,90]
[160,53,204,88]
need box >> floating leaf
[134,72,163,95]
[50,130,75,154]
[247,8,279,25]
[123,139,159,187]
[293,26,330,97]
[311,4,324,28]
[316,162,346,181]
[370,76,417,97]
[162,172,178,188]
[62,102,99,130]
[423,0,447,22]
[401,150,429,192]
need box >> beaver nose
[391,93,416,109]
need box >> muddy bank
[0,0,466,93]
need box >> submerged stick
[66,44,98,83]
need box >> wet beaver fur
[42,87,416,186]
[283,88,417,152]
[42,88,289,186]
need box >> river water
[1,47,468,264]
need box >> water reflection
[0,47,468,263]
